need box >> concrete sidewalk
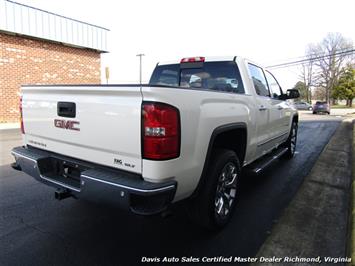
[254,118,354,265]
[0,122,20,130]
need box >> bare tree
[313,87,326,101]
[299,63,312,103]
[307,33,353,104]
[299,45,318,103]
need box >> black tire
[188,149,241,230]
[312,111,316,114]
[284,120,298,159]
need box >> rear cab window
[149,61,245,94]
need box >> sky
[15,0,355,89]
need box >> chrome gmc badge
[54,119,80,131]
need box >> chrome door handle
[259,105,267,111]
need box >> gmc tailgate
[21,85,143,174]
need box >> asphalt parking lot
[0,114,343,265]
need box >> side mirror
[285,89,300,99]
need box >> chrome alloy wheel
[290,123,297,154]
[214,162,238,218]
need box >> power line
[267,49,355,69]
[265,46,354,67]
[266,49,355,69]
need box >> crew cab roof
[157,56,269,72]
[157,56,238,66]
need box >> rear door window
[247,64,270,97]
[149,61,244,94]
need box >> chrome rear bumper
[12,146,177,215]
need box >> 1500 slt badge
[54,119,80,131]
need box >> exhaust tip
[54,189,72,200]
[11,162,22,171]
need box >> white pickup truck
[12,56,299,229]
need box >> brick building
[0,0,109,123]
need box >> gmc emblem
[54,119,80,131]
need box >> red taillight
[180,57,205,63]
[20,96,25,134]
[142,102,180,160]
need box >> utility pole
[136,53,145,85]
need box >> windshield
[149,61,244,94]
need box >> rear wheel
[284,120,298,159]
[188,149,241,230]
